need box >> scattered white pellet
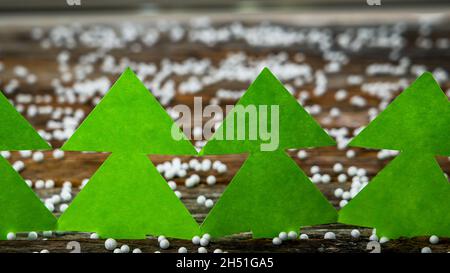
[421,247,432,253]
[159,239,170,249]
[351,229,360,238]
[213,249,223,253]
[369,234,378,241]
[334,188,344,198]
[198,247,207,253]
[6,232,16,240]
[113,248,121,253]
[28,232,38,240]
[174,191,182,198]
[299,234,309,240]
[324,232,336,240]
[40,249,50,253]
[43,231,52,238]
[35,180,45,189]
[310,165,320,174]
[429,235,439,244]
[196,195,206,205]
[205,199,214,208]
[272,237,282,245]
[278,232,288,241]
[120,245,130,253]
[178,247,188,253]
[32,152,44,162]
[132,248,142,253]
[206,175,216,185]
[105,238,117,250]
[339,200,348,207]
[379,237,389,244]
[338,174,348,183]
[200,237,209,247]
[297,150,308,159]
[288,231,298,240]
[90,233,99,239]
[346,150,355,158]
[52,149,65,159]
[45,180,55,189]
[168,181,177,190]
[321,174,331,183]
[192,236,201,245]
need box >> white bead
[278,232,288,241]
[324,232,336,240]
[178,247,188,253]
[28,232,38,240]
[311,174,321,183]
[198,247,207,253]
[310,165,320,174]
[339,200,348,207]
[350,229,360,238]
[159,239,170,249]
[206,175,216,185]
[369,234,378,241]
[35,180,45,189]
[347,166,358,176]
[52,149,65,159]
[333,163,344,173]
[321,174,331,183]
[217,164,227,173]
[196,195,206,205]
[379,237,389,244]
[334,188,344,198]
[299,234,309,240]
[338,174,347,183]
[297,150,308,159]
[342,191,351,200]
[61,191,72,201]
[157,235,166,242]
[288,231,298,240]
[43,231,52,237]
[200,238,209,246]
[346,150,355,158]
[6,232,16,240]
[133,248,142,253]
[213,249,223,253]
[272,237,282,245]
[120,244,130,253]
[113,248,121,253]
[202,233,211,241]
[40,249,50,253]
[205,199,214,208]
[167,181,177,190]
[90,233,99,239]
[32,152,44,162]
[429,235,439,244]
[45,180,55,189]
[421,247,432,253]
[174,191,182,198]
[105,238,117,250]
[192,236,201,245]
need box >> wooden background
[0,11,449,253]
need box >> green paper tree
[0,91,56,239]
[339,72,450,239]
[200,68,338,238]
[57,68,200,239]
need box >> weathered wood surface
[0,185,447,253]
[0,13,449,253]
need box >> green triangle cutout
[61,68,196,155]
[349,72,450,156]
[201,150,337,238]
[339,151,450,238]
[0,91,50,151]
[200,68,335,155]
[57,153,200,239]
[0,155,56,239]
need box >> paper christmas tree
[0,91,56,239]
[57,68,200,239]
[339,72,450,239]
[200,68,337,238]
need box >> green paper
[201,150,337,238]
[200,68,335,155]
[0,91,50,151]
[340,72,450,238]
[349,72,450,156]
[62,68,196,155]
[339,152,450,238]
[0,155,56,239]
[57,153,200,239]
